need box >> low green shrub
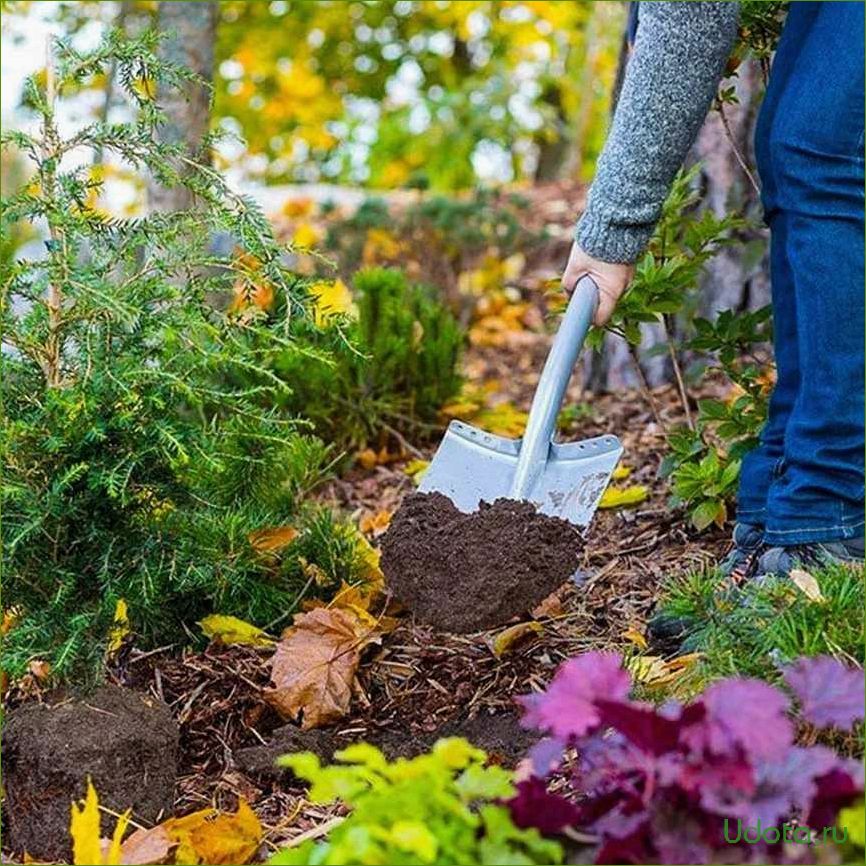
[653,563,865,684]
[0,32,366,681]
[277,267,463,449]
[271,738,562,865]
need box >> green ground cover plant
[0,31,368,680]
[653,563,865,685]
[271,738,563,865]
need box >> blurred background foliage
[1,0,625,190]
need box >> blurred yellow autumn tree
[215,0,625,188]
[3,0,623,189]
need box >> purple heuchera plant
[510,652,864,865]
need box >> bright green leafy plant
[662,306,772,528]
[0,31,366,679]
[271,738,563,865]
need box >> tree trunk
[692,60,770,317]
[148,1,218,212]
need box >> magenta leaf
[509,652,861,865]
[782,655,866,731]
[597,699,681,755]
[681,678,792,762]
[507,777,580,834]
[806,764,864,829]
[519,651,631,739]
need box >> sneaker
[647,523,765,652]
[756,537,864,578]
[719,522,765,582]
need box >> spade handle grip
[509,275,599,499]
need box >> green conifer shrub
[0,31,366,681]
[276,267,463,450]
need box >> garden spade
[419,275,623,527]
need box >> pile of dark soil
[380,492,584,632]
[2,685,178,862]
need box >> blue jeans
[736,1,865,545]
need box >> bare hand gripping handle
[510,275,599,499]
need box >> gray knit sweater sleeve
[575,2,741,263]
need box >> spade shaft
[510,275,600,499]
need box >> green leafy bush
[590,166,746,350]
[277,267,463,449]
[271,738,562,865]
[591,167,774,530]
[0,31,365,680]
[662,307,772,528]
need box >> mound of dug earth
[380,492,583,632]
[2,685,178,862]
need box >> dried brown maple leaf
[265,607,380,729]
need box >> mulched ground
[93,308,729,853]
[1,181,733,858]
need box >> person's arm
[564,1,741,324]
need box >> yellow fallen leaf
[266,607,381,728]
[622,626,648,651]
[70,779,130,866]
[630,652,703,690]
[611,465,632,480]
[299,556,332,587]
[598,485,649,509]
[491,621,543,658]
[475,402,528,438]
[198,615,275,647]
[440,392,485,420]
[309,278,354,326]
[248,525,299,553]
[629,655,670,685]
[164,798,262,865]
[106,599,130,656]
[292,221,321,249]
[330,577,381,611]
[404,459,430,485]
[356,448,379,470]
[789,569,825,603]
[359,509,392,537]
[355,532,385,583]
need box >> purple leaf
[519,652,631,739]
[594,824,652,865]
[806,765,864,829]
[681,678,792,762]
[507,777,580,834]
[597,699,681,755]
[527,736,565,777]
[783,655,866,731]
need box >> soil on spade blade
[380,492,584,632]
